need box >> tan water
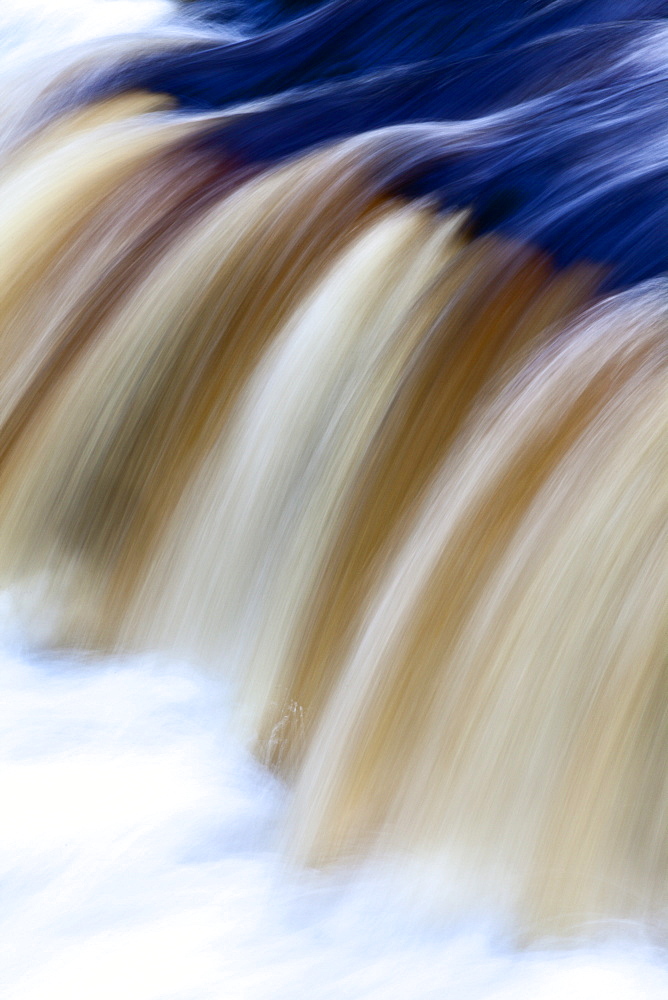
[0,38,665,944]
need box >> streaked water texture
[0,0,665,992]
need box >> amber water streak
[0,69,664,944]
[0,139,255,477]
[287,287,667,935]
[262,244,600,770]
[0,135,400,640]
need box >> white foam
[0,0,175,58]
[0,612,665,1000]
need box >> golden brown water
[0,87,665,941]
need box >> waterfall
[0,0,666,991]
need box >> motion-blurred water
[1,604,666,999]
[0,2,665,997]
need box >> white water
[0,0,177,66]
[0,2,666,997]
[1,602,666,1000]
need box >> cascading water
[0,1,666,996]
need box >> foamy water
[0,0,175,55]
[1,600,666,1000]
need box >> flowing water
[0,1,666,996]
